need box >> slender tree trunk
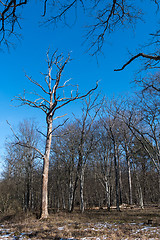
[135,172,144,209]
[70,175,78,212]
[57,182,60,212]
[137,182,144,209]
[41,118,52,219]
[57,198,60,212]
[26,174,30,210]
[117,153,123,205]
[113,144,120,211]
[80,167,85,213]
[126,155,133,205]
[62,190,66,210]
[31,169,34,210]
[68,160,75,212]
[68,171,74,212]
[105,179,111,211]
[70,156,82,212]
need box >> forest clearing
[0,2,160,240]
[0,206,160,239]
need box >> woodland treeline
[0,73,159,214]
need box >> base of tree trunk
[40,213,49,219]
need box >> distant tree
[93,123,113,211]
[75,94,102,213]
[50,121,79,212]
[116,94,160,204]
[101,112,121,211]
[2,119,41,212]
[120,121,134,205]
[135,72,160,96]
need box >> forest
[0,1,160,239]
[0,74,159,214]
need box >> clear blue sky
[0,1,158,174]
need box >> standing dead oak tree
[13,50,98,219]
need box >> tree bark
[113,143,120,211]
[135,172,144,209]
[105,179,111,211]
[117,153,123,205]
[41,118,52,219]
[80,167,85,213]
[126,154,133,205]
[68,171,74,212]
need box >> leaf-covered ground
[0,206,160,239]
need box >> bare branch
[51,117,69,135]
[7,120,44,159]
[114,53,160,71]
[25,74,50,95]
[36,129,47,138]
[52,113,67,122]
[84,0,141,55]
[42,0,48,17]
[44,0,78,23]
[52,81,99,117]
[13,93,49,113]
[0,0,27,46]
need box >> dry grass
[0,206,160,239]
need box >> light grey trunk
[57,198,60,212]
[117,153,123,205]
[80,167,85,213]
[138,184,144,209]
[68,173,74,212]
[126,155,133,205]
[62,191,66,210]
[41,118,52,219]
[113,144,120,211]
[105,179,111,211]
[135,173,144,209]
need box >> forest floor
[0,205,160,239]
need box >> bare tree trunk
[26,175,30,210]
[41,157,49,218]
[68,172,74,212]
[135,172,144,209]
[105,179,111,211]
[117,153,123,205]
[137,182,144,209]
[70,174,79,212]
[57,198,60,212]
[113,144,120,211]
[68,159,75,212]
[62,190,66,210]
[70,154,83,212]
[126,155,133,205]
[80,167,85,213]
[41,119,52,219]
